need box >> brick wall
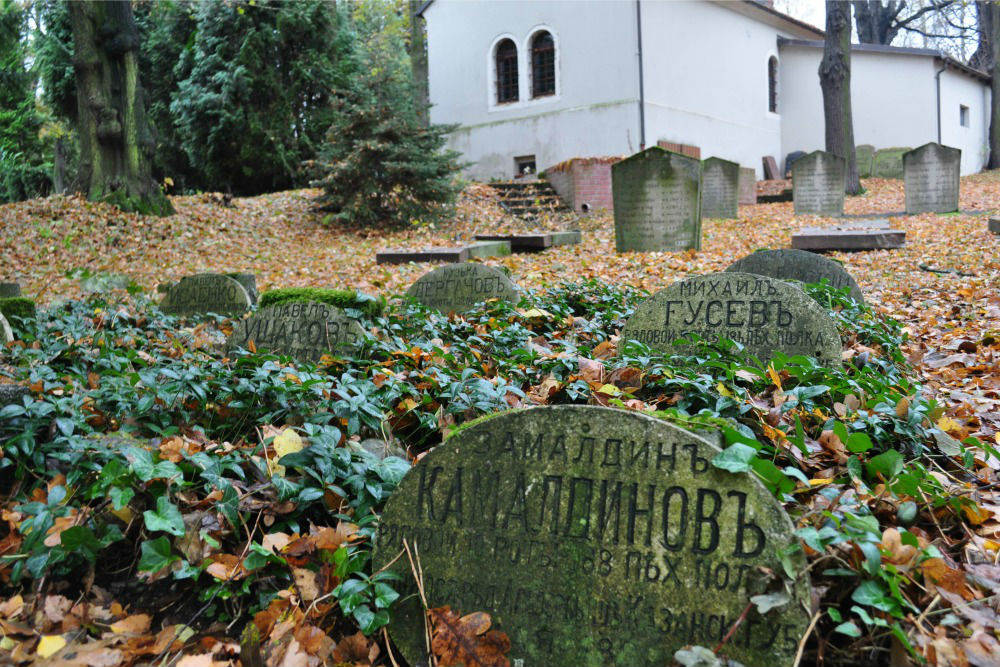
[545,157,619,214]
[545,169,575,211]
[656,140,701,159]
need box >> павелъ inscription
[373,406,810,667]
[903,143,960,214]
[227,302,364,362]
[160,273,253,318]
[701,157,739,219]
[621,273,842,366]
[406,263,518,312]
[725,248,864,304]
[613,147,702,252]
[792,151,845,217]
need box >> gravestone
[612,147,702,252]
[549,230,583,246]
[0,283,20,298]
[406,263,519,312]
[738,167,757,205]
[700,157,739,219]
[464,240,511,258]
[762,156,779,180]
[872,148,909,179]
[792,151,845,216]
[229,273,259,304]
[475,233,553,252]
[373,406,811,667]
[621,272,841,366]
[782,151,806,178]
[160,273,253,318]
[855,144,875,178]
[903,143,960,214]
[990,218,1000,234]
[0,312,12,345]
[792,220,905,251]
[725,249,864,303]
[376,247,470,265]
[227,302,364,362]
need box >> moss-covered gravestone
[725,248,864,304]
[701,157,739,219]
[373,406,810,667]
[160,273,253,318]
[0,283,20,298]
[621,273,842,366]
[903,142,960,214]
[872,147,909,179]
[613,147,702,252]
[792,151,845,216]
[227,302,364,362]
[406,263,519,312]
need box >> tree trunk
[853,0,902,45]
[970,0,993,70]
[820,1,861,195]
[68,0,173,215]
[408,0,429,127]
[987,2,1000,168]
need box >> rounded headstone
[373,406,811,667]
[782,150,806,178]
[227,301,364,362]
[405,263,519,312]
[0,282,21,298]
[160,274,253,318]
[228,273,259,305]
[725,248,864,304]
[621,272,842,366]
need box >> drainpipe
[935,59,946,143]
[636,0,646,151]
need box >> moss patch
[258,287,383,316]
[0,297,36,325]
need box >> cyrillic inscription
[405,263,519,312]
[226,301,364,361]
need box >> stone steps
[490,180,572,221]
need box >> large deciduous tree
[853,0,956,46]
[978,1,1000,168]
[820,1,861,195]
[68,0,173,215]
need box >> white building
[417,0,991,179]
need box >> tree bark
[408,0,429,127]
[820,1,861,195]
[969,0,993,70]
[853,0,903,45]
[986,2,1000,168]
[68,0,173,215]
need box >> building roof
[778,38,990,83]
[732,0,825,39]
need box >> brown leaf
[332,631,379,666]
[923,557,975,600]
[428,606,511,667]
[577,357,603,384]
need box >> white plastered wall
[939,68,990,174]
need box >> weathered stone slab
[406,263,519,312]
[0,383,27,405]
[0,283,20,298]
[904,142,960,214]
[855,144,875,178]
[373,405,811,667]
[612,147,702,252]
[474,233,553,252]
[757,189,793,204]
[783,150,806,178]
[229,273,259,305]
[0,312,12,345]
[872,147,909,179]
[227,302,364,362]
[738,167,757,205]
[549,230,582,246]
[762,155,779,180]
[989,218,1000,234]
[791,222,905,251]
[621,272,842,366]
[792,151,845,216]
[160,273,253,318]
[701,157,739,219]
[725,248,864,303]
[376,247,470,265]
[464,241,511,258]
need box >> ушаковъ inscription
[226,301,364,362]
[373,406,810,667]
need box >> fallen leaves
[428,606,511,667]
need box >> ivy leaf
[138,536,179,573]
[143,495,185,536]
[711,443,756,473]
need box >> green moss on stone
[0,297,36,324]
[259,287,384,315]
[100,189,175,217]
[444,409,521,440]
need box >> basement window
[514,155,536,176]
[960,104,970,127]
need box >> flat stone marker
[464,240,511,258]
[856,144,875,178]
[738,167,757,205]
[762,155,779,180]
[406,263,519,312]
[373,406,810,667]
[783,150,806,178]
[376,247,469,265]
[989,218,1000,234]
[792,222,905,251]
[701,157,739,219]
[160,273,253,318]
[621,272,842,366]
[872,147,909,179]
[0,283,20,298]
[613,146,702,252]
[725,248,864,303]
[549,230,582,246]
[792,151,845,216]
[904,142,960,214]
[0,312,12,345]
[227,302,364,362]
[475,233,552,252]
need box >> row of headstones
[162,246,860,368]
[792,143,960,216]
[783,144,911,180]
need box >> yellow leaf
[36,635,66,658]
[596,384,621,396]
[268,428,304,477]
[962,503,992,526]
[809,478,833,486]
[937,416,962,434]
[767,365,782,390]
[163,176,174,187]
[716,382,733,398]
[110,505,134,523]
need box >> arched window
[768,56,778,113]
[495,39,519,103]
[531,31,555,98]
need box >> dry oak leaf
[332,631,379,666]
[428,606,511,667]
[922,557,975,601]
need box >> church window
[531,31,556,98]
[496,39,519,103]
[768,56,778,113]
